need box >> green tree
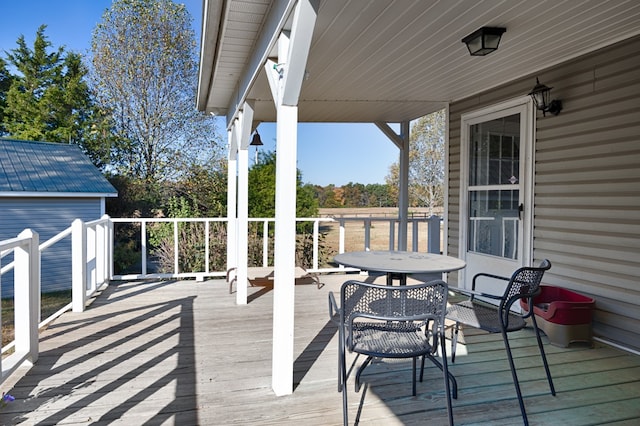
[91,0,220,182]
[2,25,110,165]
[0,58,12,135]
[248,151,318,218]
[342,182,366,207]
[366,183,394,207]
[313,184,341,208]
[386,109,445,214]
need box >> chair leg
[502,330,529,426]
[422,353,458,399]
[451,322,460,363]
[440,335,454,426]
[531,316,556,396]
[355,356,373,392]
[412,357,417,396]
[340,346,348,426]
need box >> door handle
[518,203,524,220]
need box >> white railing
[110,217,229,280]
[0,213,441,384]
[0,216,112,384]
[111,215,442,278]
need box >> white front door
[459,98,534,292]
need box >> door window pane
[469,114,520,186]
[468,190,519,259]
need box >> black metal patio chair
[329,279,455,426]
[446,259,556,426]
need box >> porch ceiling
[197,0,640,124]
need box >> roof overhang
[197,0,640,127]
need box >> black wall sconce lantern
[462,27,506,56]
[528,78,562,116]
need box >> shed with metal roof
[0,139,117,297]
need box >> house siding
[447,35,640,351]
[0,197,103,297]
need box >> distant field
[314,207,442,265]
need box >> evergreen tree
[0,58,12,135]
[2,25,109,166]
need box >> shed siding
[447,35,640,351]
[0,197,103,297]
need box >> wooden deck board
[1,274,639,425]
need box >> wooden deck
[1,274,640,425]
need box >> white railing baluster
[141,220,147,275]
[312,219,319,269]
[339,219,346,254]
[263,219,269,267]
[173,220,179,274]
[205,220,210,273]
[389,219,396,250]
[364,219,371,251]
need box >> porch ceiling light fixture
[462,27,506,56]
[250,130,263,146]
[528,78,562,116]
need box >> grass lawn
[2,290,72,349]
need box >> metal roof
[197,0,640,125]
[0,139,117,197]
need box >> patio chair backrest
[340,280,448,346]
[500,259,552,320]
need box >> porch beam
[374,121,410,250]
[223,0,296,123]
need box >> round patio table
[334,250,466,285]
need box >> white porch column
[398,121,410,250]
[264,0,318,396]
[226,126,238,288]
[235,103,255,305]
[374,121,410,250]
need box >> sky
[0,0,401,187]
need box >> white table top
[334,250,466,274]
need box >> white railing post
[14,229,40,364]
[72,219,87,312]
[412,219,419,251]
[96,219,105,285]
[87,223,96,293]
[338,219,346,254]
[428,215,442,254]
[107,216,114,280]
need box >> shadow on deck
[1,275,639,425]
